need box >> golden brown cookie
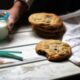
[28,13,63,27]
[33,26,65,39]
[36,39,72,61]
[28,12,65,39]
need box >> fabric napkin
[61,9,80,66]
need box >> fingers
[7,15,15,31]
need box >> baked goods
[28,12,65,39]
[36,39,72,61]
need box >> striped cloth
[61,10,80,66]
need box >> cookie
[36,39,72,61]
[33,26,65,39]
[28,12,65,39]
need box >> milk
[0,20,8,40]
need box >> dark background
[0,0,13,9]
[20,0,80,25]
[0,0,80,25]
[0,0,80,15]
[29,0,80,15]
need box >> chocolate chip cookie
[28,12,65,39]
[36,39,72,61]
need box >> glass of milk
[0,10,10,40]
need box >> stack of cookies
[28,12,65,39]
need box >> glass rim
[0,10,10,20]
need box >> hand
[7,8,19,32]
[7,14,15,31]
[6,0,27,31]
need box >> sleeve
[15,0,34,9]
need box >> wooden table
[0,25,80,80]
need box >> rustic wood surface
[0,24,80,80]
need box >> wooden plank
[0,44,80,80]
[0,61,80,80]
[17,25,32,33]
[0,31,44,49]
[3,45,44,60]
[0,44,46,68]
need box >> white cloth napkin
[61,9,80,66]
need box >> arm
[7,0,33,30]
